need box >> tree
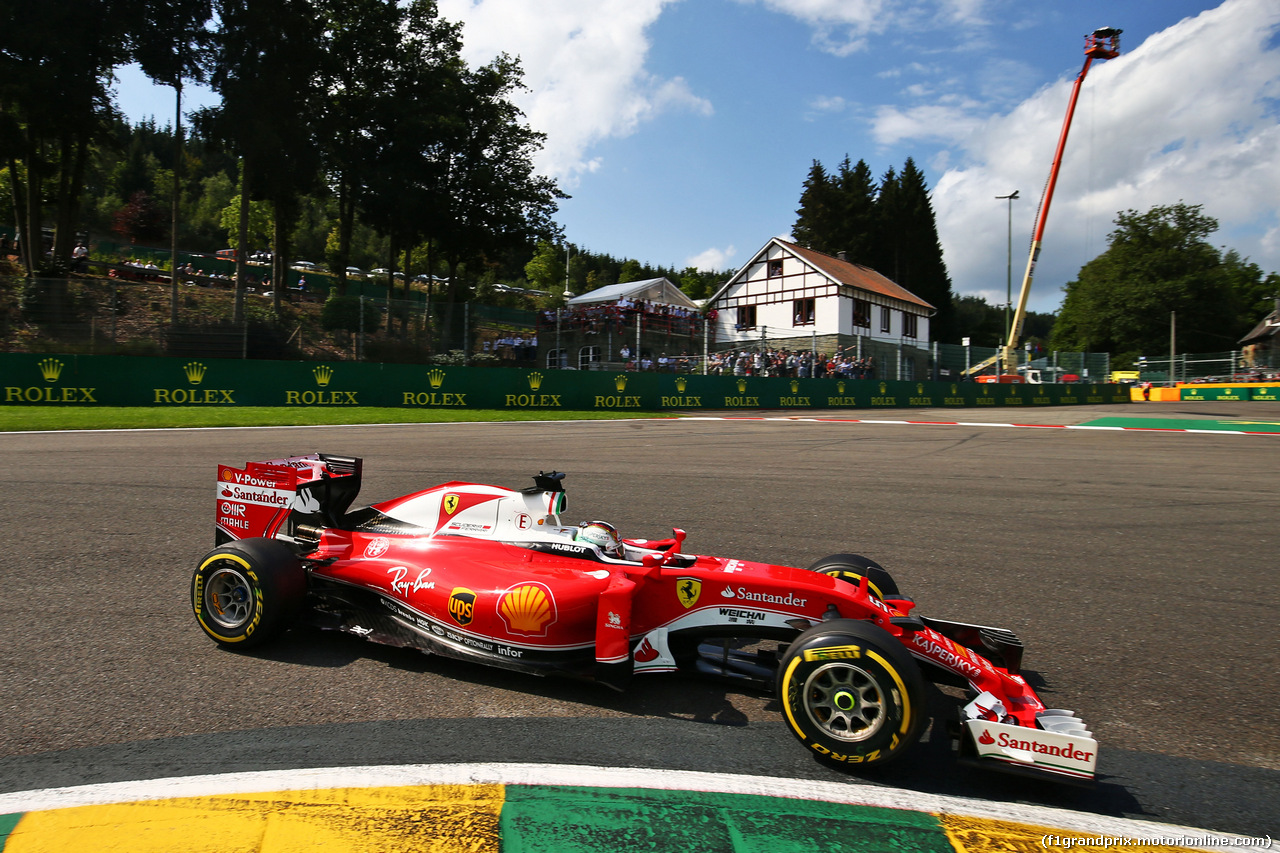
[793,156,954,338]
[1051,203,1253,361]
[0,0,136,273]
[792,160,836,251]
[524,241,566,293]
[792,156,876,262]
[423,52,563,345]
[207,0,324,320]
[112,190,167,244]
[875,158,955,341]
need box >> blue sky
[114,0,1280,314]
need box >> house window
[880,306,891,334]
[578,345,601,369]
[903,313,919,339]
[768,259,783,277]
[852,299,870,328]
[546,348,566,369]
[736,305,757,330]
[793,297,815,326]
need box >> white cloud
[924,0,1280,312]
[437,0,710,185]
[685,245,738,272]
[736,0,890,56]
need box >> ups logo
[448,588,476,626]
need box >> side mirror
[641,553,664,568]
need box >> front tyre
[191,538,305,648]
[808,553,900,599]
[777,619,925,767]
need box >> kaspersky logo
[6,358,97,403]
[156,361,233,404]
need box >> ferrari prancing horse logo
[677,577,701,609]
[443,494,460,515]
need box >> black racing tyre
[808,553,900,599]
[777,618,925,767]
[191,538,305,648]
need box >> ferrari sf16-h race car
[194,454,1098,784]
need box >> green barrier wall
[0,353,1134,410]
[1180,385,1280,402]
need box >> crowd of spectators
[704,347,877,379]
[541,298,706,336]
[485,334,538,361]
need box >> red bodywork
[213,455,1049,730]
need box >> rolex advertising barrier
[1,353,1136,411]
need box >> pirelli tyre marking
[191,538,305,649]
[194,553,263,643]
[777,622,924,766]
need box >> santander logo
[634,638,658,662]
[979,730,995,745]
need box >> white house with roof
[708,239,935,347]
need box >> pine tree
[832,157,877,264]
[792,160,836,250]
[877,159,954,341]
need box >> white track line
[679,416,1272,435]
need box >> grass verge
[0,407,672,432]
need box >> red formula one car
[193,454,1098,784]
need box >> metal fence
[0,276,541,365]
[4,275,1265,382]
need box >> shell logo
[498,582,557,635]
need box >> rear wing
[215,454,362,545]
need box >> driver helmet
[577,521,622,557]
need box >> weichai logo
[449,588,477,625]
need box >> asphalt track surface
[1,403,1277,840]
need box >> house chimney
[837,251,848,262]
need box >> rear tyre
[191,538,305,648]
[808,553,900,599]
[777,618,925,767]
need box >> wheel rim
[802,662,887,742]
[204,565,254,630]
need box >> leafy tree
[1052,203,1253,361]
[112,190,167,243]
[206,0,324,320]
[0,0,136,272]
[524,240,566,293]
[618,258,643,283]
[218,193,272,250]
